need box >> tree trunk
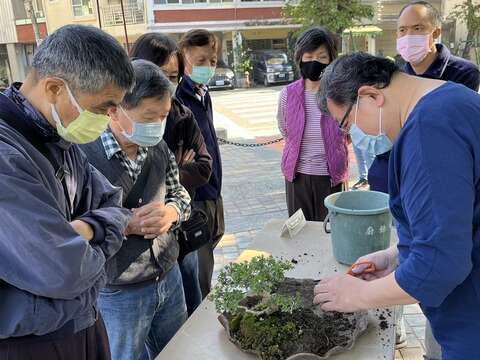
[462,29,474,59]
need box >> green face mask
[51,82,110,144]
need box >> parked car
[251,50,294,87]
[208,61,235,90]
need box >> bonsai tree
[209,256,368,360]
[209,256,300,316]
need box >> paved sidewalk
[214,142,427,360]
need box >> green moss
[252,302,269,312]
[230,313,243,333]
[233,312,299,360]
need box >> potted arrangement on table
[209,256,369,360]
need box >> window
[72,0,94,17]
[155,0,232,3]
[245,39,270,51]
[24,44,36,68]
[272,39,286,50]
[265,53,287,65]
[33,0,44,17]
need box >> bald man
[397,0,479,90]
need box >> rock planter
[209,257,368,360]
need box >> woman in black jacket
[130,33,213,316]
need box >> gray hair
[399,1,441,28]
[32,25,134,93]
[121,59,173,109]
[318,53,399,113]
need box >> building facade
[1,0,474,86]
[43,0,148,48]
[0,0,48,84]
[147,0,299,65]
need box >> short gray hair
[318,53,399,113]
[121,59,173,109]
[399,1,441,28]
[32,25,134,93]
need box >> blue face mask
[349,98,393,156]
[190,65,216,85]
[121,107,166,147]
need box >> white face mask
[349,97,393,156]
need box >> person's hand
[125,211,143,236]
[70,220,94,241]
[351,247,399,281]
[180,149,196,165]
[133,201,179,239]
[313,274,368,312]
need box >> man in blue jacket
[0,25,134,359]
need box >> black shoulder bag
[172,118,211,260]
[177,207,210,260]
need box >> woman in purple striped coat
[277,27,349,221]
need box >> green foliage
[233,45,253,75]
[209,256,296,315]
[0,67,8,86]
[449,0,480,60]
[283,0,374,34]
[252,293,303,314]
[450,0,480,33]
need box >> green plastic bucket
[324,191,392,265]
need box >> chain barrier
[217,137,284,148]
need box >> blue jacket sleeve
[394,115,474,307]
[75,154,131,260]
[0,150,110,300]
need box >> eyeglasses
[338,102,355,133]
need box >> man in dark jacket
[164,98,212,314]
[371,1,480,193]
[0,25,134,360]
[177,29,225,298]
[164,99,212,197]
[81,60,191,360]
[129,32,213,316]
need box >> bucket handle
[323,213,331,234]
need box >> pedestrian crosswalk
[210,86,283,137]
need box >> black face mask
[300,60,329,81]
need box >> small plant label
[281,209,307,238]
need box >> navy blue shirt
[369,44,480,193]
[390,82,480,359]
[176,76,222,201]
[405,44,480,91]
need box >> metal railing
[101,2,145,26]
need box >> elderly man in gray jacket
[81,59,191,360]
[0,25,134,359]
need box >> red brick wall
[16,23,48,43]
[154,7,282,23]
